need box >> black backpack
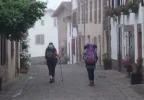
[46,48,55,59]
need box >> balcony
[105,0,140,17]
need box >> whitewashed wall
[28,11,58,57]
[72,0,78,64]
[67,22,72,64]
[110,4,144,62]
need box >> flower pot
[131,73,142,85]
[115,12,121,16]
[126,64,132,78]
[103,61,112,70]
[123,11,129,15]
[127,64,132,72]
[131,7,139,13]
[0,77,2,91]
[123,63,130,68]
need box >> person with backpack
[83,44,98,86]
[45,42,60,83]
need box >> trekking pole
[59,58,63,82]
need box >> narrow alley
[0,64,143,100]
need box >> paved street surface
[0,64,144,100]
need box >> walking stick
[59,58,63,82]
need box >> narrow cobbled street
[0,64,143,100]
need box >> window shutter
[78,4,80,24]
[73,11,77,27]
[94,36,97,44]
[112,0,114,9]
[94,0,97,24]
[90,1,92,22]
[72,39,75,55]
[81,5,83,23]
[142,0,144,6]
[41,35,43,44]
[36,35,38,44]
[99,0,101,23]
[117,0,120,5]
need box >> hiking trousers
[47,59,57,77]
[87,68,94,81]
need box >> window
[88,35,90,43]
[112,0,114,9]
[85,1,88,23]
[142,0,144,6]
[81,4,84,23]
[70,23,71,36]
[41,20,44,26]
[78,3,80,24]
[94,36,97,44]
[98,0,101,23]
[11,41,14,58]
[117,0,120,5]
[89,1,92,22]
[0,36,6,65]
[54,18,57,27]
[94,0,97,24]
[36,34,44,45]
[73,11,77,27]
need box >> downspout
[102,0,104,67]
[142,1,144,81]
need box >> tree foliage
[0,0,46,40]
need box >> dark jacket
[45,47,58,64]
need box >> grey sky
[40,0,70,9]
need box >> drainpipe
[83,1,86,45]
[142,2,144,81]
[142,2,144,58]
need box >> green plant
[105,8,114,17]
[20,37,31,70]
[102,53,112,63]
[113,6,121,16]
[120,4,129,14]
[132,58,143,74]
[0,0,46,41]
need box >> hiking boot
[92,80,94,86]
[49,79,53,83]
[89,83,93,86]
[89,81,94,86]
[52,79,55,82]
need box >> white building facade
[109,0,144,71]
[28,9,58,58]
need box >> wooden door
[137,24,142,58]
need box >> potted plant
[103,53,112,70]
[20,51,31,74]
[20,38,31,74]
[120,4,129,15]
[105,8,114,17]
[113,6,121,16]
[131,57,143,85]
[122,59,132,77]
[131,0,139,13]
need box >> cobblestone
[0,64,143,100]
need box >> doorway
[137,24,142,58]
